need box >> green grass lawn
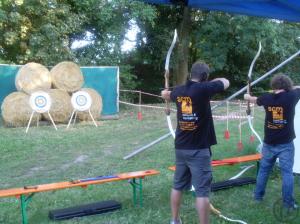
[0,103,299,224]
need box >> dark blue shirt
[170,80,224,149]
[257,88,300,144]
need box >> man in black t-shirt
[244,73,300,208]
[162,61,229,224]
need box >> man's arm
[294,86,300,89]
[161,90,171,101]
[211,78,230,90]
[244,93,258,104]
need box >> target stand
[67,91,98,129]
[26,91,57,133]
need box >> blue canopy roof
[140,0,300,22]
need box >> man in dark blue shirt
[162,61,229,224]
[245,73,300,209]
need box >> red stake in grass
[137,111,143,121]
[224,101,230,140]
[224,130,230,140]
[237,141,244,151]
[138,90,143,121]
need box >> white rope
[229,165,255,180]
[219,214,248,224]
[120,89,163,98]
[119,100,176,111]
[120,100,252,120]
[214,115,250,120]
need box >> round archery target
[29,91,51,113]
[71,91,92,111]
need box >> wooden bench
[0,169,160,224]
[169,153,261,171]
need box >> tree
[0,0,156,89]
[0,0,85,64]
[69,0,156,89]
[132,3,300,95]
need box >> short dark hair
[190,61,210,82]
[270,73,293,91]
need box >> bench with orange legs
[169,153,261,170]
[0,169,160,224]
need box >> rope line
[120,100,253,120]
[119,100,176,111]
[120,89,163,98]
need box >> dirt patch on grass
[23,166,43,178]
[74,155,88,163]
[61,155,89,170]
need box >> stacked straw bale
[1,61,103,127]
[42,89,72,123]
[1,92,41,127]
[50,61,84,92]
[77,88,103,121]
[15,62,51,94]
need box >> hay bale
[50,61,84,92]
[15,62,51,94]
[1,92,41,127]
[77,88,102,121]
[42,89,72,123]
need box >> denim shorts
[173,148,212,197]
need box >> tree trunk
[174,6,191,86]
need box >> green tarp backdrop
[0,64,119,116]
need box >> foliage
[0,0,156,90]
[69,0,156,90]
[132,5,300,95]
[192,13,300,91]
[1,1,300,94]
[0,0,85,64]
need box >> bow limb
[246,41,262,114]
[246,42,263,148]
[164,29,177,138]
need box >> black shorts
[173,148,212,197]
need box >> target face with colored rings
[29,91,52,113]
[71,91,92,111]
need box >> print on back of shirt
[177,96,198,131]
[267,106,287,129]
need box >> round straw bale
[50,61,84,92]
[42,89,72,123]
[77,88,102,121]
[15,62,51,94]
[1,92,41,127]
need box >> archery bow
[246,42,263,151]
[164,29,177,138]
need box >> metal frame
[20,194,35,224]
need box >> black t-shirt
[170,80,224,149]
[257,88,300,144]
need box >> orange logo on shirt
[268,106,283,120]
[177,97,192,114]
[267,106,285,129]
